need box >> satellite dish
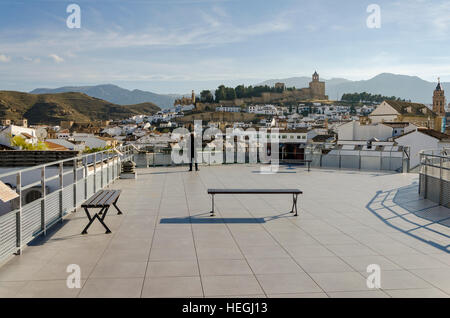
[36,128,47,139]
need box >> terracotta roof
[20,132,34,139]
[395,128,450,141]
[417,128,450,141]
[44,141,69,150]
[382,122,412,128]
[384,100,436,117]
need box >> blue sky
[0,0,449,94]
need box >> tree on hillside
[200,90,214,103]
[235,85,246,99]
[215,85,227,102]
[225,87,236,100]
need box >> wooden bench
[81,190,123,234]
[207,189,302,217]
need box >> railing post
[59,162,63,222]
[73,158,77,208]
[359,151,361,170]
[107,152,110,185]
[439,157,443,205]
[111,155,114,180]
[41,166,46,236]
[93,153,97,193]
[424,156,428,199]
[15,171,22,255]
[84,157,88,200]
[419,153,422,194]
[101,152,104,188]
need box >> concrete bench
[207,189,302,217]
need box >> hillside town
[1,72,449,171]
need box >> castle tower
[312,71,319,82]
[309,71,326,99]
[191,90,196,104]
[433,78,446,116]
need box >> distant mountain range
[0,91,160,125]
[258,73,449,104]
[27,73,448,108]
[30,84,180,109]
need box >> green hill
[0,91,160,125]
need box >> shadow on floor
[160,211,294,224]
[251,171,297,174]
[138,170,189,175]
[366,181,450,253]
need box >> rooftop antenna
[36,127,47,140]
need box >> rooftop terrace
[0,164,449,298]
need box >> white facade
[395,130,450,168]
[248,105,278,115]
[369,101,400,123]
[216,106,241,113]
[338,121,394,141]
[337,121,418,141]
[0,125,37,148]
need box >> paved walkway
[0,165,449,298]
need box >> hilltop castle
[197,71,328,109]
[174,90,196,106]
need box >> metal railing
[133,149,409,172]
[0,145,134,264]
[419,149,450,207]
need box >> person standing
[188,131,199,171]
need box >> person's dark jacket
[189,132,195,159]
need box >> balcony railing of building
[419,148,450,208]
[0,145,134,264]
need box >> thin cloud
[0,54,11,63]
[49,54,64,63]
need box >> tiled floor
[0,164,449,298]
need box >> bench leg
[293,194,298,216]
[113,199,123,215]
[82,207,104,234]
[290,194,298,216]
[210,194,215,217]
[98,206,112,234]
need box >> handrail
[0,144,137,263]
[0,145,134,179]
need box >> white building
[395,128,450,168]
[337,121,417,141]
[369,100,433,124]
[248,105,278,115]
[216,106,241,113]
[0,125,37,148]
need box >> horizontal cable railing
[419,149,450,208]
[134,150,408,172]
[0,145,134,264]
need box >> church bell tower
[433,78,446,116]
